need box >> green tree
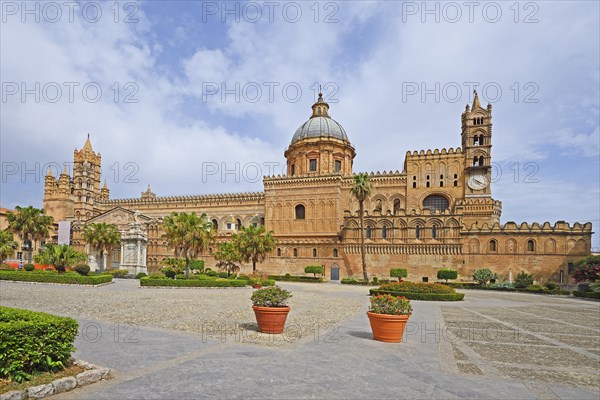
[305,265,323,277]
[162,212,214,279]
[437,269,458,283]
[6,206,54,261]
[0,230,17,262]
[233,225,276,273]
[214,241,241,277]
[34,244,86,273]
[350,173,372,281]
[573,255,600,282]
[472,268,498,285]
[83,223,121,272]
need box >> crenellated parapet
[464,221,593,235]
[98,191,265,207]
[405,147,463,160]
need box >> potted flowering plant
[251,286,292,334]
[250,271,269,289]
[367,294,412,343]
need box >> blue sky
[1,1,599,248]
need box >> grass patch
[0,364,85,394]
[0,270,113,285]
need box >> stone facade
[40,92,593,283]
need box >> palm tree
[83,223,121,272]
[162,212,214,279]
[233,225,276,273]
[34,243,86,273]
[214,241,241,277]
[350,172,372,281]
[6,206,54,262]
[0,230,17,263]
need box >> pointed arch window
[382,226,388,240]
[366,226,372,239]
[312,248,317,257]
[489,240,497,252]
[432,226,437,239]
[212,219,219,231]
[333,248,338,257]
[527,239,536,252]
[415,226,421,239]
[277,248,281,257]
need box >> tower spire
[472,89,481,109]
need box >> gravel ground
[0,280,365,346]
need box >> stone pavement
[2,281,598,399]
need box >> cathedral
[42,92,593,282]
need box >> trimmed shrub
[147,272,165,279]
[341,277,374,285]
[217,271,229,278]
[372,281,463,301]
[545,282,557,291]
[370,289,464,301]
[573,291,600,300]
[135,272,147,279]
[0,270,112,285]
[379,281,457,294]
[74,264,90,276]
[437,269,458,283]
[304,265,323,277]
[0,306,78,382]
[472,269,498,285]
[23,263,35,271]
[164,269,176,279]
[106,269,129,278]
[514,271,534,288]
[206,270,218,277]
[526,284,546,293]
[390,268,408,279]
[140,277,246,288]
[446,282,480,289]
[269,275,323,283]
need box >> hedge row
[140,277,246,287]
[0,270,113,285]
[268,275,323,283]
[0,306,78,382]
[446,283,570,295]
[573,291,600,300]
[369,289,465,301]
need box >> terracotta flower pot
[252,284,263,289]
[367,311,410,343]
[252,305,290,334]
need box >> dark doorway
[330,264,340,281]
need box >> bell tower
[461,90,493,197]
[73,135,102,221]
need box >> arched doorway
[330,264,340,281]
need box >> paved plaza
[1,280,599,399]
